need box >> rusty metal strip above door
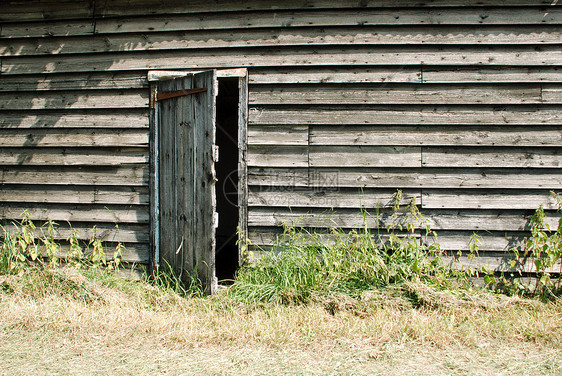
[156,88,207,101]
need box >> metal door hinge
[156,88,207,101]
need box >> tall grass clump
[228,194,453,304]
[1,214,205,302]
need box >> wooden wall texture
[1,0,561,271]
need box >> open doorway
[149,69,247,293]
[215,77,241,282]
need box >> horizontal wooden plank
[3,1,555,22]
[248,168,309,187]
[247,228,518,251]
[249,67,422,84]
[247,146,308,167]
[247,208,561,231]
[94,8,562,35]
[247,146,423,168]
[0,1,93,22]
[1,21,94,38]
[309,125,562,147]
[248,187,560,210]
[248,125,308,145]
[1,186,148,205]
[250,107,562,125]
[433,232,520,252]
[542,87,562,103]
[441,251,561,274]
[0,72,148,92]
[422,190,561,209]
[0,90,149,110]
[2,222,149,244]
[0,166,148,186]
[0,129,148,147]
[423,67,562,83]
[0,204,149,224]
[4,26,561,57]
[0,147,148,166]
[248,189,420,208]
[4,46,562,75]
[50,243,149,263]
[94,1,560,18]
[248,168,562,189]
[0,111,149,128]
[250,84,554,105]
[310,146,421,167]
[422,147,562,168]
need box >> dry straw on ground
[1,267,560,375]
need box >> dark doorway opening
[215,77,240,282]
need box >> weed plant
[2,192,561,305]
[229,191,562,304]
[228,195,458,304]
[0,214,123,275]
[486,191,562,300]
[0,214,204,301]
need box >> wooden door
[155,71,217,294]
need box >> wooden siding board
[93,8,562,35]
[4,46,562,75]
[0,1,93,22]
[248,168,562,189]
[2,1,556,22]
[248,189,421,208]
[1,186,148,205]
[248,125,309,145]
[50,243,150,263]
[247,228,522,252]
[247,146,309,167]
[0,147,148,166]
[249,68,422,84]
[0,166,148,186]
[94,1,560,18]
[423,67,562,83]
[248,189,561,210]
[422,190,560,210]
[3,26,562,58]
[247,208,561,231]
[250,67,562,84]
[308,125,562,147]
[308,146,422,168]
[422,147,562,168]
[249,84,551,105]
[0,204,149,224]
[1,21,95,38]
[0,129,148,147]
[249,107,562,125]
[542,87,562,103]
[0,72,148,92]
[0,112,149,129]
[1,222,148,244]
[0,90,149,110]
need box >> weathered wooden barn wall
[1,0,561,270]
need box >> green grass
[228,222,454,304]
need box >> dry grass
[1,267,561,375]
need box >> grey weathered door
[155,71,217,294]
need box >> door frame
[147,68,248,284]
